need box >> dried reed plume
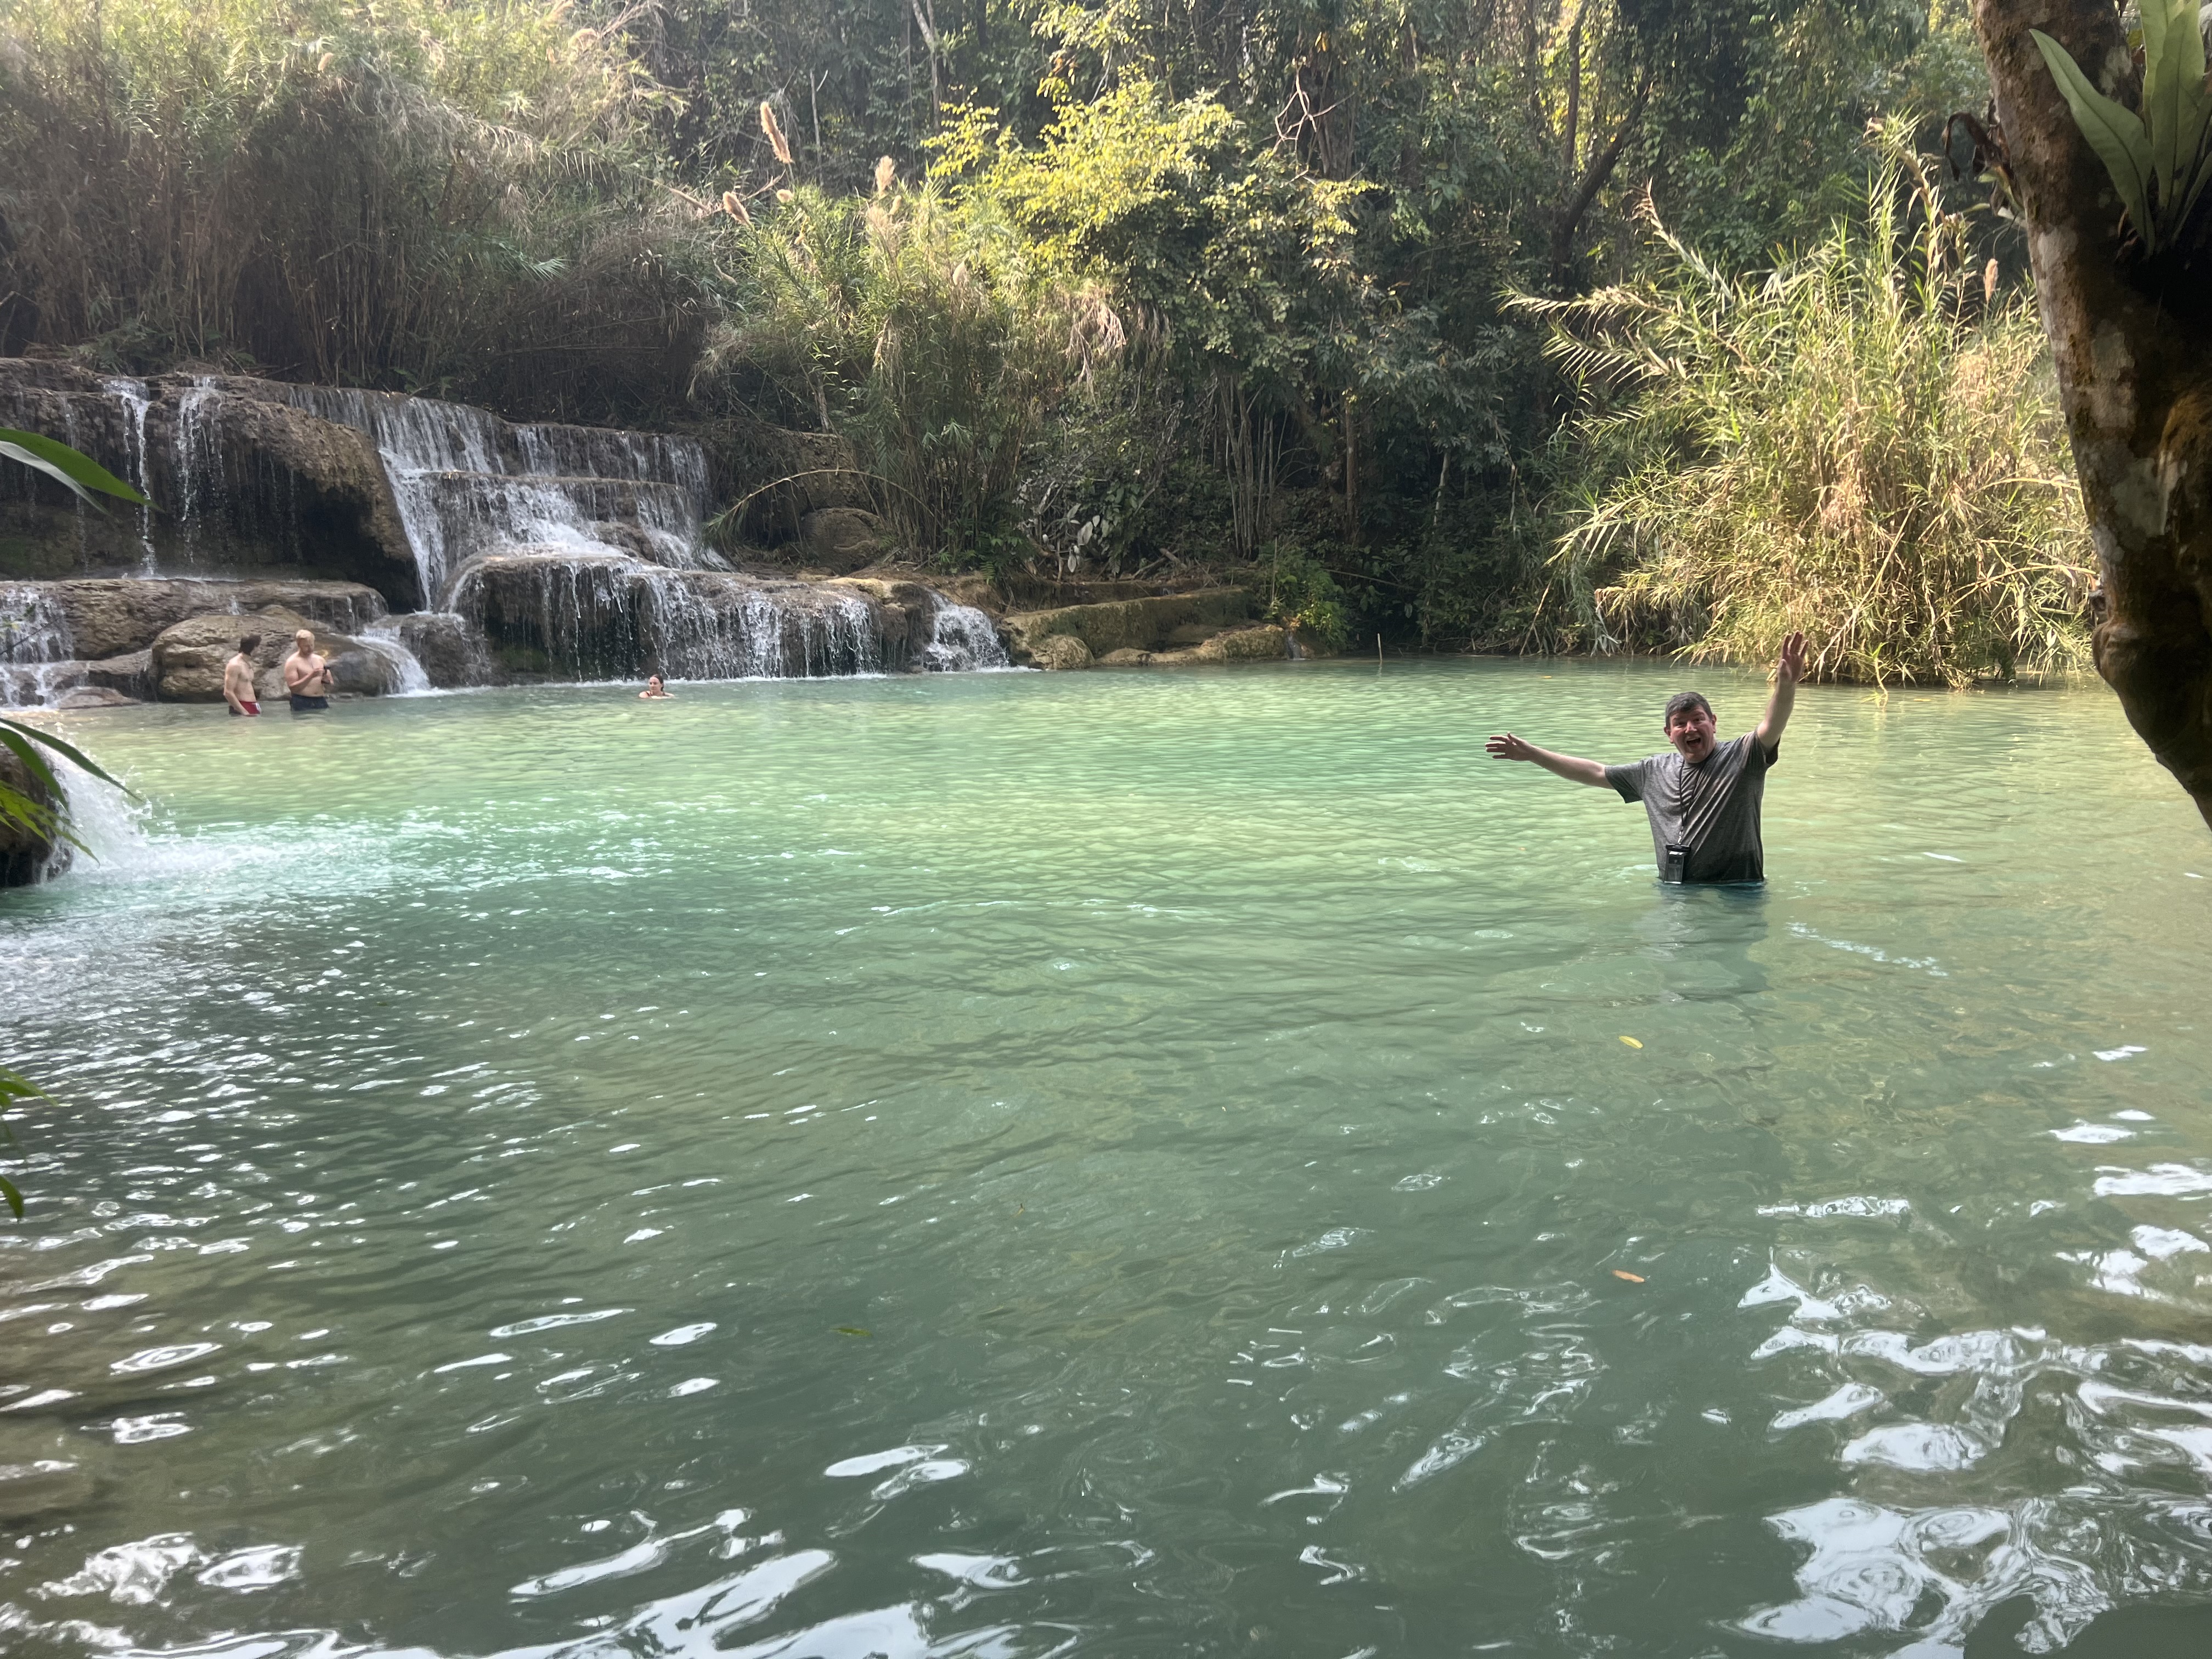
[760,101,793,166]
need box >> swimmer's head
[295,629,315,651]
[646,674,664,692]
[238,634,261,655]
[1662,691,1716,762]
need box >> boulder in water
[1034,634,1094,670]
[389,612,488,688]
[0,741,69,885]
[151,606,404,701]
[52,686,136,708]
[85,650,154,701]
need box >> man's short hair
[238,634,261,654]
[1663,691,1713,728]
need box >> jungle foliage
[1520,138,2091,685]
[0,0,2067,674]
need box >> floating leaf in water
[1611,1270,1645,1283]
[1619,1036,1643,1049]
[833,1325,872,1338]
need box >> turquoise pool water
[3,660,2210,1657]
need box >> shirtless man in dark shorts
[283,629,336,713]
[223,635,262,717]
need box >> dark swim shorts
[287,694,330,712]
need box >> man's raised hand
[1775,631,1809,685]
[1486,733,1536,761]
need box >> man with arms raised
[283,628,336,714]
[223,634,262,718]
[1486,633,1808,884]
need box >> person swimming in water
[1484,632,1807,884]
[638,674,673,699]
[223,635,262,717]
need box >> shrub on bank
[1520,138,2092,686]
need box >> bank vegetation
[0,0,2086,680]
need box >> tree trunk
[1973,0,2212,828]
[1549,78,1647,289]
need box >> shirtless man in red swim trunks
[223,635,262,717]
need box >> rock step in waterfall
[0,360,1009,707]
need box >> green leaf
[0,430,147,511]
[2034,29,2158,250]
[2140,0,2209,217]
[0,1066,47,1103]
[832,1325,872,1337]
[0,715,134,795]
[2142,0,2179,208]
[0,725,64,800]
[0,1171,20,1222]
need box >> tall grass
[1516,138,2092,685]
[0,0,702,415]
[703,179,1122,562]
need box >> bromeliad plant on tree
[2032,0,2212,255]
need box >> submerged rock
[51,685,136,708]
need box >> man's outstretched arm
[1754,631,1809,757]
[1485,732,1612,788]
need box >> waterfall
[100,376,159,571]
[454,559,901,683]
[357,623,433,694]
[923,602,1012,672]
[3,369,1013,698]
[170,376,221,555]
[0,584,77,708]
[248,384,719,606]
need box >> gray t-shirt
[1604,733,1776,883]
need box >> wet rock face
[0,361,419,605]
[0,742,69,887]
[151,607,403,701]
[796,508,889,573]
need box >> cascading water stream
[0,583,77,707]
[924,602,1012,672]
[100,376,160,571]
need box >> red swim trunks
[230,701,261,717]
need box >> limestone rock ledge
[1002,588,1256,665]
[26,578,388,661]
